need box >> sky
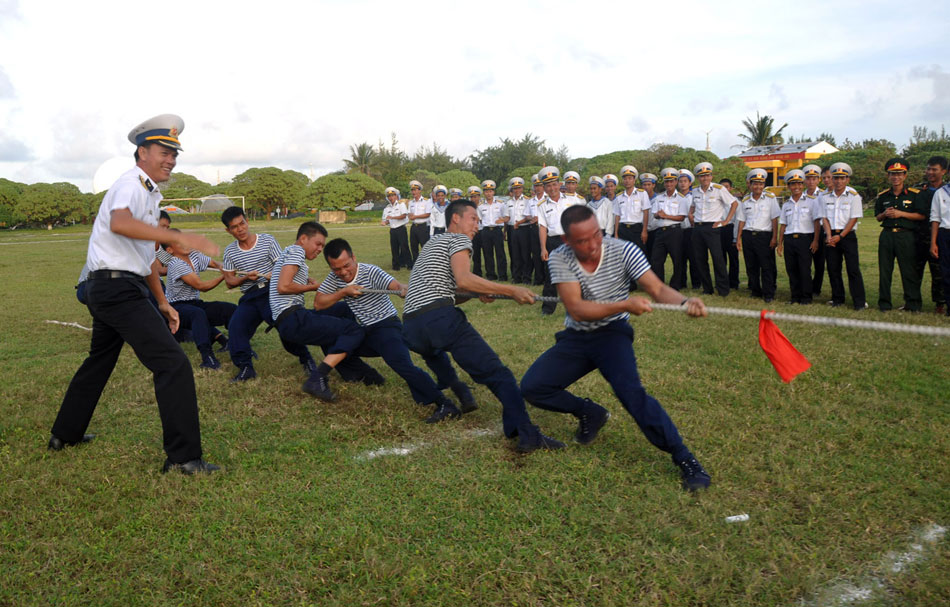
[1,0,948,193]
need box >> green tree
[504,166,543,188]
[0,178,25,226]
[469,134,568,186]
[229,167,308,219]
[16,182,85,228]
[409,169,439,193]
[435,169,480,193]
[161,172,214,200]
[412,143,465,174]
[815,139,897,200]
[738,112,788,147]
[305,173,386,210]
[902,125,950,185]
[343,142,379,178]
[374,134,411,187]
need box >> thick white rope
[352,288,950,337]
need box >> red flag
[758,310,810,382]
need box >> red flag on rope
[758,310,811,382]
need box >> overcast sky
[1,0,947,192]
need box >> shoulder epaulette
[908,187,920,194]
[742,194,751,202]
[846,186,858,194]
[712,183,723,189]
[139,175,154,192]
[877,188,889,196]
[764,191,776,198]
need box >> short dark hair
[821,166,831,175]
[221,206,245,227]
[324,238,353,262]
[163,228,181,251]
[560,204,595,233]
[134,142,156,162]
[927,155,949,171]
[296,221,327,240]
[159,210,171,223]
[446,199,476,226]
[719,178,733,187]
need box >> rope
[351,288,950,337]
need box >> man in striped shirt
[402,199,565,452]
[269,221,366,401]
[220,206,315,382]
[520,205,712,491]
[317,239,470,420]
[164,230,236,370]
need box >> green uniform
[875,187,924,311]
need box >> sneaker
[675,456,711,491]
[162,458,221,475]
[425,402,461,424]
[451,381,478,414]
[574,400,610,445]
[231,366,257,383]
[516,430,566,454]
[200,353,221,370]
[303,373,336,401]
[301,357,318,376]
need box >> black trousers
[650,226,683,286]
[171,299,236,354]
[720,226,740,289]
[692,223,730,295]
[915,229,944,305]
[512,225,532,283]
[472,230,483,276]
[541,234,562,314]
[812,235,826,295]
[529,224,544,285]
[825,231,866,308]
[409,223,430,263]
[617,222,644,248]
[52,276,203,464]
[681,228,702,288]
[783,233,815,303]
[740,231,776,299]
[506,225,522,282]
[481,226,507,280]
[389,226,412,270]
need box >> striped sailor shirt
[403,232,473,315]
[165,251,213,303]
[318,263,398,326]
[548,236,651,331]
[269,244,310,321]
[222,233,281,293]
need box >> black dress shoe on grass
[574,400,610,445]
[48,433,96,451]
[425,402,461,424]
[162,458,221,475]
[516,430,566,454]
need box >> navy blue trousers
[276,307,365,359]
[313,302,388,381]
[227,286,311,369]
[403,306,533,437]
[520,320,689,461]
[352,316,443,404]
[171,299,237,354]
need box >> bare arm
[451,251,536,304]
[110,208,219,257]
[313,284,364,310]
[389,279,408,298]
[276,264,318,295]
[180,270,225,292]
[146,258,179,333]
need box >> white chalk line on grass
[354,428,495,461]
[44,320,92,331]
[799,523,946,606]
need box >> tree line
[1,124,947,229]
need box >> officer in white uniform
[818,162,868,309]
[537,166,579,314]
[478,179,509,281]
[586,176,613,235]
[614,165,650,249]
[429,184,449,236]
[49,114,220,474]
[678,169,701,290]
[777,169,821,304]
[562,171,586,206]
[803,164,826,295]
[688,162,738,296]
[468,185,485,276]
[650,168,690,287]
[448,188,463,202]
[381,186,412,270]
[507,177,532,283]
[527,173,545,285]
[641,173,659,260]
[407,180,431,263]
[736,168,781,302]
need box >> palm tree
[343,142,378,177]
[738,113,788,147]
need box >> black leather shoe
[451,381,478,414]
[425,402,461,424]
[574,400,610,445]
[162,458,221,475]
[676,455,711,491]
[360,368,386,386]
[48,433,96,451]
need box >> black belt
[482,226,501,231]
[658,225,681,231]
[270,305,302,331]
[404,297,455,321]
[882,227,909,232]
[694,222,716,227]
[620,222,642,227]
[88,270,143,280]
[786,233,814,239]
[744,229,771,234]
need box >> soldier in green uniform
[874,158,926,312]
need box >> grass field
[0,217,947,606]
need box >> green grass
[0,218,948,606]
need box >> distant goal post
[160,195,245,213]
